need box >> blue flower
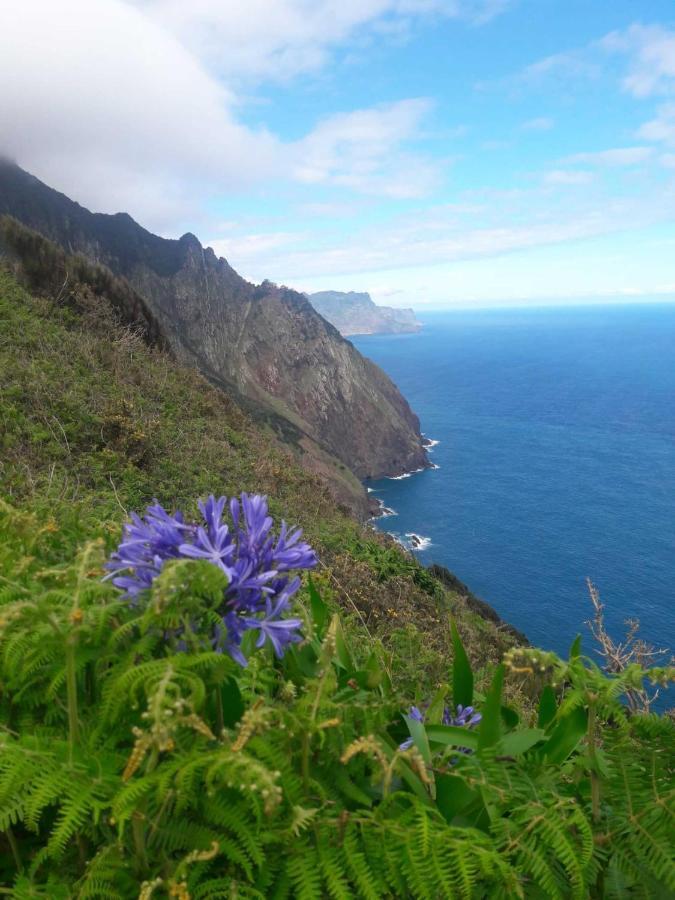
[179,525,234,573]
[104,503,191,600]
[399,703,481,751]
[244,586,303,658]
[106,494,316,665]
[450,704,482,728]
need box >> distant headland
[307,289,422,336]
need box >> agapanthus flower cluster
[105,494,317,665]
[400,703,482,751]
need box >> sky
[1,0,675,307]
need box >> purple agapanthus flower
[105,494,317,665]
[400,703,482,751]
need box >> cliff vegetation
[0,161,429,514]
[1,253,674,897]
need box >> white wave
[405,532,432,551]
[386,531,432,552]
[430,462,440,470]
[388,466,426,480]
[369,499,398,520]
[424,438,440,450]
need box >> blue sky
[3,0,675,306]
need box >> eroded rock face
[0,161,428,502]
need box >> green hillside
[0,261,515,691]
[1,264,674,897]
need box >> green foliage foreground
[0,500,673,899]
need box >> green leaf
[538,684,558,729]
[569,634,582,660]
[425,724,479,750]
[287,643,319,679]
[308,575,328,636]
[477,664,504,751]
[380,738,429,802]
[499,728,546,756]
[593,747,611,779]
[338,667,380,692]
[544,705,588,764]
[500,705,519,730]
[403,713,432,766]
[451,620,473,709]
[332,615,353,670]
[425,685,448,725]
[435,774,479,824]
[364,652,383,689]
[220,677,244,728]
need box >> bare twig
[586,578,670,713]
[54,271,69,305]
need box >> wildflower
[244,589,303,658]
[399,703,481,750]
[179,525,234,573]
[450,704,482,728]
[105,494,317,665]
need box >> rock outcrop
[308,290,421,336]
[0,160,428,513]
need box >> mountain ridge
[0,161,428,515]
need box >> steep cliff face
[308,290,422,336]
[0,161,428,507]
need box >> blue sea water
[352,305,675,675]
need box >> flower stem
[5,827,21,871]
[132,811,148,874]
[65,638,79,764]
[301,733,310,790]
[214,688,224,736]
[587,697,601,823]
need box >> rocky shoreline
[365,435,529,645]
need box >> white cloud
[0,0,447,230]
[563,147,654,166]
[297,201,368,218]
[543,170,594,185]
[638,103,675,148]
[601,24,675,98]
[496,50,599,92]
[0,0,282,229]
[131,0,510,82]
[500,23,675,101]
[522,116,554,131]
[211,176,675,284]
[293,99,440,198]
[660,153,675,169]
[208,231,305,267]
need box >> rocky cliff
[0,161,428,512]
[308,290,421,336]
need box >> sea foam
[388,532,432,552]
[388,466,426,480]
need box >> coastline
[365,434,529,645]
[366,439,437,551]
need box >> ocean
[352,304,675,675]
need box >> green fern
[1,498,674,898]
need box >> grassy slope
[0,266,519,696]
